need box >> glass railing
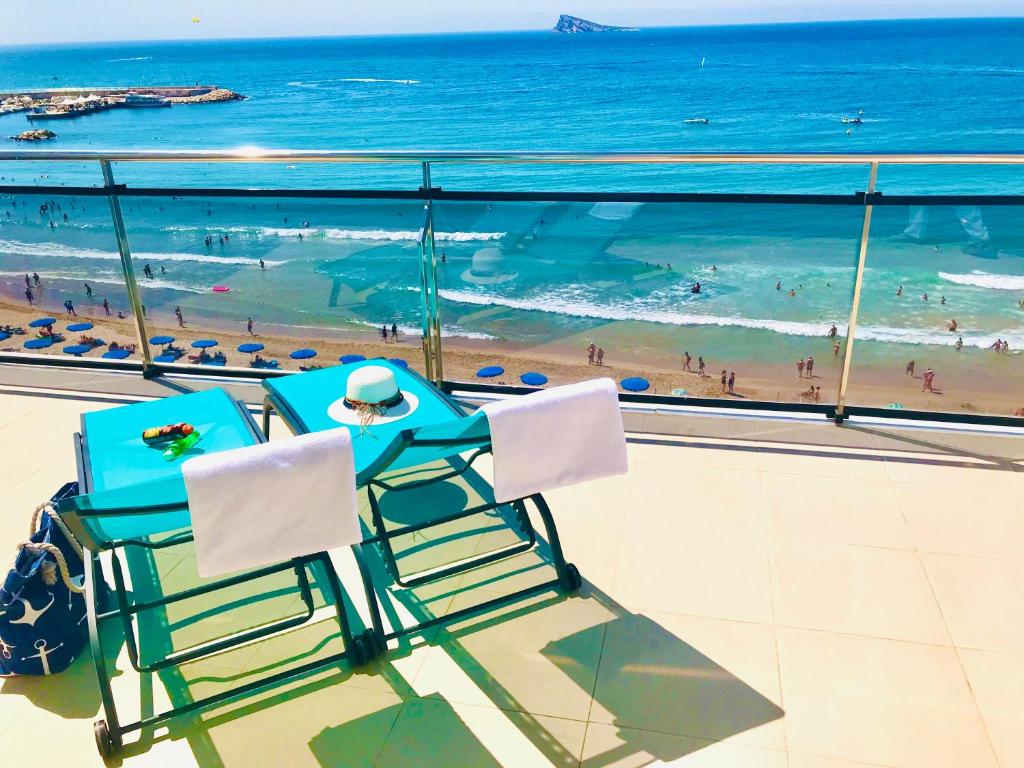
[0,150,1021,427]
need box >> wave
[938,271,1024,290]
[107,56,151,62]
[259,227,504,242]
[0,270,205,294]
[0,239,285,267]
[339,78,420,85]
[437,287,1024,349]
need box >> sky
[1,1,1020,46]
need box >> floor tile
[581,722,789,768]
[958,648,1024,768]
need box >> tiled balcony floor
[1,388,1022,767]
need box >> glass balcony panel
[846,203,1024,417]
[119,194,427,373]
[433,199,865,402]
[0,190,136,361]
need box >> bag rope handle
[15,502,86,594]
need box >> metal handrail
[1,149,1024,164]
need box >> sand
[1,295,1019,416]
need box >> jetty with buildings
[0,84,244,120]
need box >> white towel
[481,378,628,503]
[182,428,360,578]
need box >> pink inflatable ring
[212,285,230,293]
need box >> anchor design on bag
[21,638,63,675]
[8,590,55,627]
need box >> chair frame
[262,365,582,650]
[59,397,382,761]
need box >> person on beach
[775,280,781,291]
[991,339,1003,352]
[727,371,736,395]
[1003,340,1010,353]
[381,324,389,342]
[682,351,692,372]
[32,272,40,287]
[102,298,110,316]
[247,317,254,335]
[441,253,447,263]
[64,299,76,316]
[691,282,701,294]
[596,347,605,366]
[796,358,805,377]
[24,287,33,305]
[698,356,706,376]
[833,341,841,357]
[143,263,153,279]
[954,336,963,351]
[174,306,184,328]
[806,356,814,377]
[922,293,928,301]
[948,319,958,332]
[940,296,946,305]
[391,323,398,341]
[161,266,166,275]
[788,288,796,297]
[814,386,821,402]
[906,360,915,376]
[85,283,92,299]
[720,370,727,392]
[24,274,30,289]
[259,259,266,271]
[896,285,903,297]
[922,368,935,392]
[828,324,838,338]
[587,343,596,365]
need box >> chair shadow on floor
[105,469,783,768]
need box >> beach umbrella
[620,377,650,392]
[339,354,366,364]
[153,354,179,364]
[0,332,10,342]
[290,348,317,360]
[238,342,264,354]
[476,365,504,378]
[62,344,92,356]
[28,317,57,328]
[388,358,408,369]
[519,372,548,386]
[150,334,175,345]
[102,349,132,360]
[67,322,93,332]
[191,339,218,349]
[24,337,54,350]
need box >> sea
[0,18,1022,387]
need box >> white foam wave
[340,78,419,84]
[259,227,504,242]
[939,271,1024,290]
[0,270,205,294]
[437,287,1024,349]
[107,56,152,62]
[0,239,285,267]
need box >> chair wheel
[94,719,117,760]
[564,563,582,592]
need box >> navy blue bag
[0,484,105,676]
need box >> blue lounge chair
[53,388,379,759]
[262,359,581,647]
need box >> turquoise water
[0,19,1022,399]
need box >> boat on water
[841,116,863,125]
[123,93,171,108]
[683,117,709,125]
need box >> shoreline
[2,295,1019,416]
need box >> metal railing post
[100,160,153,374]
[834,162,879,424]
[420,161,443,384]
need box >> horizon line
[1,14,1022,50]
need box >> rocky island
[552,14,633,33]
[10,129,56,142]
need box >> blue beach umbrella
[150,334,175,345]
[0,332,10,342]
[28,317,57,328]
[102,349,132,360]
[388,358,408,369]
[290,348,317,360]
[621,377,650,392]
[62,344,92,356]
[476,365,504,378]
[153,354,179,364]
[67,322,94,332]
[191,339,218,349]
[238,342,264,354]
[23,337,54,350]
[339,354,366,364]
[520,372,548,386]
